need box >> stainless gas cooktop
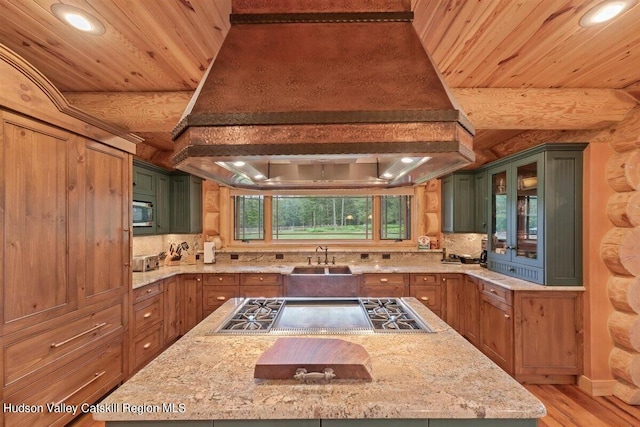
[210,298,433,335]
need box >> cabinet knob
[218,277,223,282]
[196,278,201,282]
[146,289,152,293]
[216,296,226,301]
[124,263,129,267]
[422,277,428,282]
[504,314,510,319]
[421,297,430,302]
[490,289,497,294]
[259,277,264,281]
[442,278,446,282]
[143,342,151,349]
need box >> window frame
[227,188,419,248]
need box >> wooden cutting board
[254,337,373,380]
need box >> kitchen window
[231,192,413,243]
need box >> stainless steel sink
[290,266,352,275]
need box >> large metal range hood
[172,1,475,189]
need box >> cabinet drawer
[203,273,239,286]
[133,281,163,304]
[240,273,282,286]
[362,273,407,285]
[411,273,440,285]
[240,285,283,298]
[4,303,123,389]
[360,284,407,298]
[133,294,163,335]
[4,336,124,427]
[481,281,513,306]
[410,285,441,311]
[133,322,164,371]
[202,285,239,313]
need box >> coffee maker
[480,238,488,268]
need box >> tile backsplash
[441,233,486,257]
[133,234,203,257]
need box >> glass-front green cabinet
[487,143,586,285]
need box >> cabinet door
[80,139,130,307]
[443,274,464,334]
[474,171,488,233]
[480,294,514,374]
[170,174,190,233]
[132,165,155,196]
[441,175,454,232]
[488,164,510,262]
[2,114,77,332]
[180,274,202,334]
[189,175,203,233]
[164,276,180,343]
[441,173,475,233]
[361,274,408,297]
[155,172,171,234]
[463,276,480,346]
[511,155,543,270]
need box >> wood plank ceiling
[0,0,638,169]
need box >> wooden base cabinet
[410,273,443,318]
[180,274,203,335]
[480,290,514,374]
[360,273,409,297]
[514,291,583,383]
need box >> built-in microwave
[132,200,154,227]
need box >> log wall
[605,107,640,404]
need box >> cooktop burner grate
[214,297,431,335]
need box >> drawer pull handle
[421,297,430,302]
[147,289,152,293]
[490,289,497,294]
[143,312,152,319]
[216,296,226,301]
[504,314,510,319]
[143,342,152,349]
[51,322,108,348]
[380,278,388,283]
[55,371,106,406]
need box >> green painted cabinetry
[170,173,203,234]
[441,172,475,233]
[473,170,488,233]
[133,161,202,235]
[486,143,586,285]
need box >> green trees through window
[233,194,412,241]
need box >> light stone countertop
[94,298,546,422]
[133,262,585,292]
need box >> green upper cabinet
[133,160,203,235]
[441,172,475,233]
[473,170,488,233]
[170,174,203,234]
[486,143,586,285]
[155,173,171,234]
[132,165,156,197]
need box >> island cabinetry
[409,273,443,317]
[514,291,583,383]
[240,273,283,298]
[202,274,240,317]
[443,274,465,334]
[180,274,203,334]
[479,282,514,374]
[462,276,481,346]
[360,273,409,298]
[131,284,165,373]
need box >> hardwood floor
[70,384,640,427]
[525,384,640,426]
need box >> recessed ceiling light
[579,0,637,27]
[254,174,265,180]
[233,161,246,167]
[382,172,393,179]
[51,4,105,35]
[401,157,414,164]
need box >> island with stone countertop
[94,296,545,426]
